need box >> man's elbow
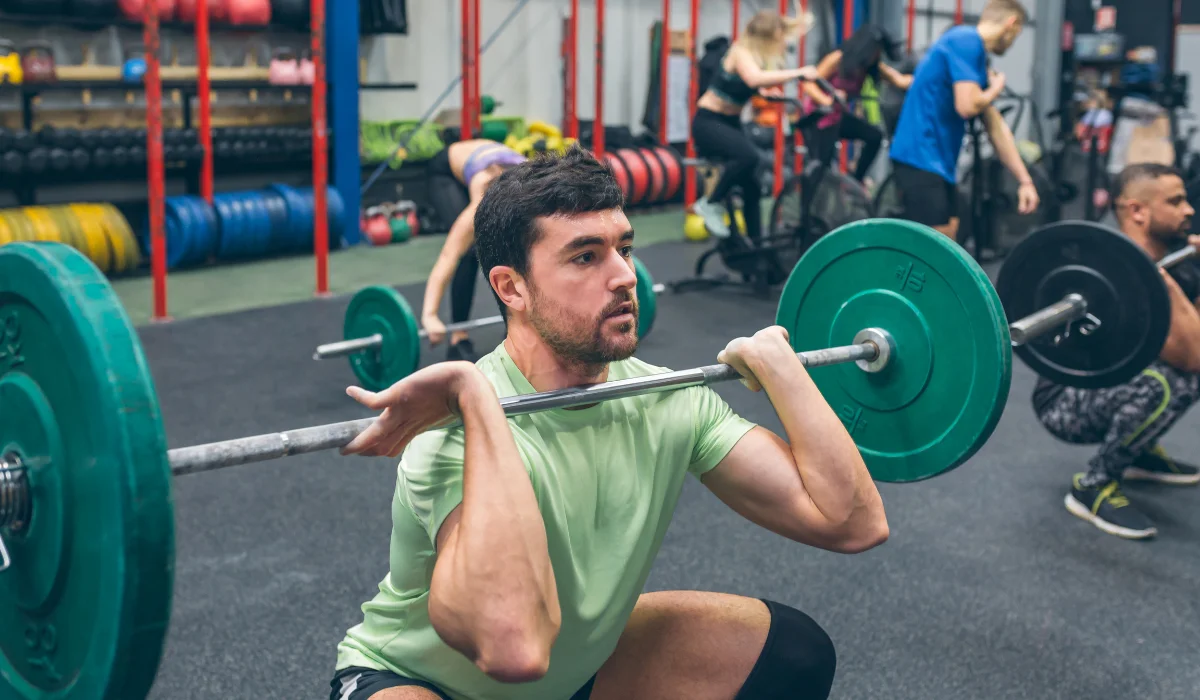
[826,511,890,554]
[429,591,560,683]
[955,101,980,120]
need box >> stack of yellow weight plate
[0,203,141,275]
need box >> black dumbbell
[129,144,146,165]
[111,145,129,168]
[25,147,47,174]
[1,150,23,175]
[38,125,59,147]
[47,148,68,172]
[231,140,246,160]
[98,128,117,148]
[92,147,112,170]
[189,143,204,161]
[14,130,35,152]
[59,128,80,150]
[78,130,98,151]
[70,147,90,171]
[0,128,12,152]
[215,139,232,160]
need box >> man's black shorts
[330,667,597,700]
[890,161,958,227]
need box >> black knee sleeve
[734,600,837,700]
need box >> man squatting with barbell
[326,146,889,700]
[1036,163,1200,540]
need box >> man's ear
[490,266,528,315]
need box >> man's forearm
[985,109,1032,184]
[430,378,559,671]
[746,347,879,528]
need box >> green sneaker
[1123,446,1200,485]
[1064,475,1157,540]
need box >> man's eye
[575,252,594,264]
[621,246,633,257]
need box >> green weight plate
[0,242,173,699]
[633,256,657,339]
[776,219,1011,482]
[344,285,421,392]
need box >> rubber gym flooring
[139,239,1200,700]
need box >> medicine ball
[227,0,270,24]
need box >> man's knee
[734,600,836,700]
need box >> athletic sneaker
[446,338,478,364]
[692,197,730,238]
[1122,446,1200,485]
[1064,474,1157,540]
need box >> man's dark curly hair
[473,144,626,317]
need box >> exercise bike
[670,84,874,297]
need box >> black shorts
[891,161,958,227]
[330,666,597,700]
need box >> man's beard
[528,283,639,370]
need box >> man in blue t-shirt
[889,0,1038,241]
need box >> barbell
[312,257,665,391]
[0,217,1186,699]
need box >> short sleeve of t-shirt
[397,429,467,544]
[944,29,987,87]
[688,386,757,477]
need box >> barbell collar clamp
[171,332,887,477]
[1009,293,1087,346]
[0,452,30,573]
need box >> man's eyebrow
[562,229,635,251]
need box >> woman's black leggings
[809,112,883,182]
[691,107,763,238]
[427,147,480,325]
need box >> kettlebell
[0,40,23,85]
[365,209,392,246]
[389,211,410,243]
[684,213,708,241]
[21,41,56,84]
[268,48,299,85]
[118,0,177,21]
[404,208,419,236]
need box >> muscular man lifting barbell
[1032,164,1200,540]
[329,144,882,700]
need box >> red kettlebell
[365,209,392,246]
[210,0,229,21]
[405,209,419,236]
[227,0,270,25]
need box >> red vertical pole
[145,0,167,320]
[564,1,578,139]
[906,0,915,54]
[312,0,329,296]
[594,0,606,158]
[954,0,962,25]
[684,0,699,208]
[732,0,739,41]
[773,0,786,197]
[794,0,807,175]
[460,0,473,139]
[473,0,482,134]
[839,0,853,175]
[196,0,212,204]
[658,0,670,145]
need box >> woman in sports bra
[802,24,912,184]
[691,10,820,238]
[423,139,525,362]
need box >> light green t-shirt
[336,342,756,700]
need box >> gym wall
[360,0,827,138]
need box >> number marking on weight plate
[894,261,925,294]
[0,311,24,370]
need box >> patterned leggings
[1035,361,1200,484]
